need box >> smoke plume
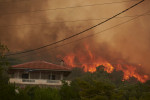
[0,0,150,79]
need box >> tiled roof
[11,61,71,71]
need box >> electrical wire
[0,0,139,15]
[5,0,144,56]
[0,0,29,3]
[11,10,149,60]
[0,13,150,28]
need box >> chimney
[60,60,64,66]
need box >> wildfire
[62,44,149,83]
[116,64,149,83]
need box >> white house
[9,61,71,87]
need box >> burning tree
[61,44,149,83]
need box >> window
[22,74,29,79]
[52,74,55,80]
[49,74,56,80]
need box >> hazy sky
[0,0,150,75]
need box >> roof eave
[10,68,71,72]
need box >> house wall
[40,71,61,80]
[10,71,23,78]
[30,72,40,79]
[9,78,71,86]
[10,70,64,80]
[9,69,71,86]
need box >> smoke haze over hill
[0,0,150,80]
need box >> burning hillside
[62,44,149,83]
[1,0,150,83]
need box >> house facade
[9,61,71,87]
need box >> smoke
[0,0,150,77]
[108,0,150,74]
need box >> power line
[5,0,144,56]
[0,0,29,3]
[0,0,84,4]
[0,13,150,28]
[0,0,138,15]
[10,10,150,60]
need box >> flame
[116,64,149,83]
[62,44,149,83]
[63,53,76,67]
[64,44,114,73]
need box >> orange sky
[0,0,150,75]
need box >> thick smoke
[0,0,150,77]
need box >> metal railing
[47,80,60,83]
[22,79,35,82]
[10,78,67,85]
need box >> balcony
[9,78,67,86]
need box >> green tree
[78,79,115,100]
[66,67,85,80]
[60,81,80,100]
[0,43,12,100]
[0,43,9,85]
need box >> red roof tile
[11,61,71,71]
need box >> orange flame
[116,64,148,83]
[63,44,149,83]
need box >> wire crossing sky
[0,0,139,15]
[10,11,149,60]
[5,0,144,56]
[0,13,150,28]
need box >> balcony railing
[22,79,35,82]
[47,80,60,83]
[9,78,64,85]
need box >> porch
[9,78,70,85]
